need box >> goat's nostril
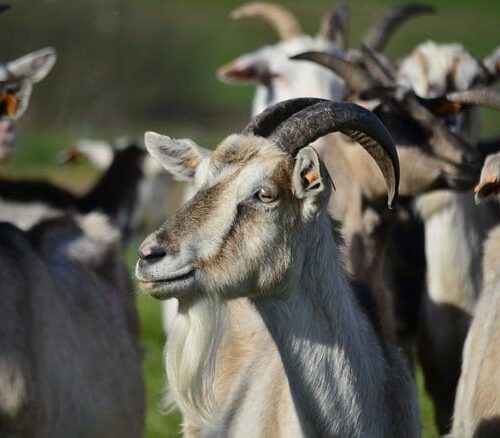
[138,245,166,262]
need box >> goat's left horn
[242,97,324,138]
[230,2,303,41]
[362,4,435,52]
[319,4,350,49]
[269,100,400,208]
[446,90,500,111]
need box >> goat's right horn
[0,4,10,14]
[268,100,400,207]
[446,89,500,111]
[290,51,379,96]
[319,4,350,49]
[231,2,303,41]
[362,4,435,52]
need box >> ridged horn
[242,97,323,138]
[319,4,350,49]
[362,4,435,52]
[267,100,400,207]
[446,89,500,111]
[231,2,303,41]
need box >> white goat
[452,152,500,437]
[137,99,419,437]
[0,212,144,437]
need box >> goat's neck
[254,213,387,436]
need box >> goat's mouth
[138,267,196,300]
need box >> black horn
[267,100,400,207]
[242,97,324,137]
[362,4,435,52]
[290,51,379,96]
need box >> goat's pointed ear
[292,147,329,216]
[7,47,56,83]
[144,131,211,182]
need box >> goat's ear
[7,47,56,83]
[475,152,500,204]
[144,131,211,182]
[217,54,272,85]
[292,147,329,216]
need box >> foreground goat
[452,152,500,437]
[137,99,419,436]
[0,212,144,437]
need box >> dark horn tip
[0,4,11,13]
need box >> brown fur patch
[212,141,259,165]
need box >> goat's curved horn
[362,4,435,52]
[231,2,303,41]
[0,4,10,14]
[319,4,350,49]
[268,100,400,207]
[242,97,323,138]
[359,44,396,86]
[290,51,378,96]
[446,90,500,111]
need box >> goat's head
[216,2,347,116]
[136,98,398,303]
[0,47,56,161]
[397,41,495,143]
[217,2,434,116]
[291,50,500,192]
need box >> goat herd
[1,2,500,437]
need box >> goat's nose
[138,244,166,263]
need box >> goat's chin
[138,271,196,300]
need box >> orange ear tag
[187,157,199,169]
[304,171,320,184]
[0,94,18,117]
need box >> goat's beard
[163,298,227,428]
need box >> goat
[59,137,174,239]
[452,152,500,437]
[285,50,496,365]
[0,212,144,437]
[137,98,419,437]
[0,140,152,240]
[397,41,500,433]
[0,47,56,161]
[217,2,434,117]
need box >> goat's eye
[256,189,275,203]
